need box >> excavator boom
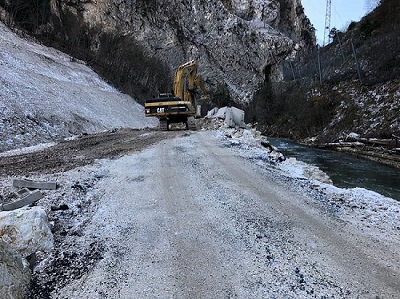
[173,60,198,102]
[145,60,206,131]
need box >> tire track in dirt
[0,129,184,176]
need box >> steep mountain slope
[257,0,399,147]
[0,22,156,152]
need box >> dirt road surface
[1,130,399,298]
[0,128,178,177]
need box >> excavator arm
[173,60,198,103]
[195,74,207,94]
[145,60,206,131]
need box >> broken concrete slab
[206,106,246,128]
[13,179,57,190]
[14,188,31,199]
[1,191,44,211]
[230,107,246,128]
[206,107,219,118]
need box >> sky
[301,0,371,45]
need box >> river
[268,138,400,201]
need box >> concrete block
[224,108,235,127]
[231,107,246,128]
[13,179,57,190]
[2,191,44,211]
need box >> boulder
[0,207,54,257]
[206,106,246,128]
[0,241,31,299]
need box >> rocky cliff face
[31,0,314,103]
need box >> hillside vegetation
[248,0,399,145]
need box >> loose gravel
[1,130,399,298]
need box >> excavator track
[187,116,197,131]
[159,120,168,131]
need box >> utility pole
[317,46,323,85]
[336,33,346,63]
[350,38,364,84]
[323,0,332,46]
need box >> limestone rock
[0,241,31,299]
[49,0,315,103]
[0,207,54,258]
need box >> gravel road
[3,130,398,298]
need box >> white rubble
[206,106,247,128]
[279,157,333,184]
[0,22,157,152]
[346,132,361,141]
[202,115,334,184]
[213,126,285,164]
[0,207,54,257]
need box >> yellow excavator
[144,60,206,130]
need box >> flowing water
[268,138,400,201]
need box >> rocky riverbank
[309,133,400,169]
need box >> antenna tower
[323,0,332,46]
